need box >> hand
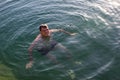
[26,61,33,69]
[70,33,78,36]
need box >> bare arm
[26,34,41,69]
[28,34,41,61]
[50,29,77,35]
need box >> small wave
[35,64,63,72]
[6,0,13,2]
[82,59,114,80]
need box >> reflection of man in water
[26,24,76,69]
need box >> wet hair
[39,24,48,31]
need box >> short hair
[39,24,48,31]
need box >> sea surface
[0,0,120,80]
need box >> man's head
[39,24,50,37]
[39,24,48,31]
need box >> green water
[0,0,120,80]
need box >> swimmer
[26,24,77,69]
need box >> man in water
[26,24,76,69]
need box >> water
[0,0,120,80]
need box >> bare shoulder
[49,29,61,32]
[37,34,41,37]
[34,34,41,41]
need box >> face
[41,27,50,36]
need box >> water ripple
[0,0,119,80]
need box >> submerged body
[26,24,77,69]
[34,34,57,55]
